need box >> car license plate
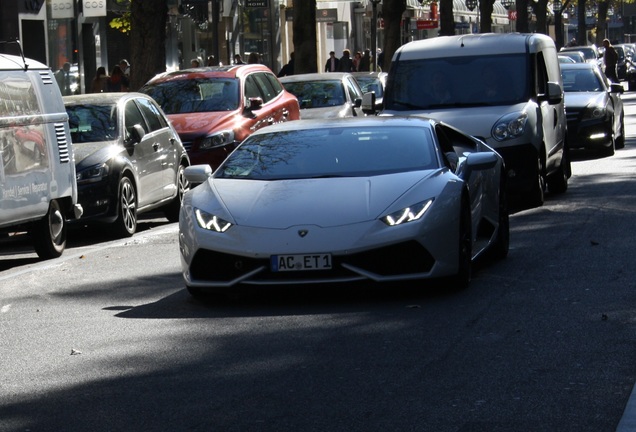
[271,254,332,272]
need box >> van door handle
[153,143,160,151]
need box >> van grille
[39,71,53,85]
[54,123,70,163]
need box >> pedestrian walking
[359,49,371,72]
[55,62,73,96]
[106,65,129,92]
[278,52,295,77]
[234,54,245,65]
[90,66,108,93]
[324,51,340,72]
[337,49,354,73]
[603,38,619,83]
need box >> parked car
[64,93,190,237]
[139,64,301,170]
[351,71,388,110]
[558,51,586,63]
[280,72,365,119]
[178,116,509,298]
[560,63,625,156]
[560,45,602,67]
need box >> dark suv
[140,64,301,169]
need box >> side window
[124,100,148,139]
[253,72,276,103]
[536,52,548,96]
[244,75,262,100]
[265,73,283,97]
[136,98,165,132]
[345,78,360,101]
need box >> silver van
[364,33,570,207]
[0,52,82,258]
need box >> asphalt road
[2,93,636,432]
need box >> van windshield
[385,53,529,110]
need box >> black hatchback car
[64,93,190,236]
[560,63,625,156]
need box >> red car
[140,64,301,169]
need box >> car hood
[167,111,239,136]
[207,171,436,229]
[300,105,354,119]
[73,141,120,170]
[563,92,607,109]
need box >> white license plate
[271,254,332,272]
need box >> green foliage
[109,0,131,34]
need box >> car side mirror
[609,82,624,94]
[247,97,263,111]
[184,164,213,185]
[361,92,377,114]
[127,124,145,145]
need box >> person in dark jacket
[603,38,619,83]
[324,51,340,72]
[278,52,295,77]
[337,49,354,72]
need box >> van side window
[536,52,549,96]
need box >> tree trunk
[535,0,548,34]
[596,1,609,45]
[577,0,587,45]
[479,0,494,33]
[293,0,318,74]
[130,1,167,91]
[381,0,407,72]
[516,0,530,33]
[439,0,456,36]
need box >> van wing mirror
[538,81,563,104]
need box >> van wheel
[112,176,137,237]
[32,200,66,259]
[547,149,569,194]
[527,156,545,208]
[163,164,189,223]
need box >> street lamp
[500,0,514,9]
[371,0,381,72]
[466,0,478,11]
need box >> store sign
[317,9,337,22]
[83,0,106,17]
[508,10,518,20]
[50,0,74,19]
[416,19,438,29]
[246,0,268,7]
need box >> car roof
[279,72,352,83]
[144,64,274,85]
[559,62,598,70]
[249,116,436,136]
[62,92,153,105]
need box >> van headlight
[77,163,109,184]
[198,130,235,150]
[492,111,528,141]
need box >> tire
[164,164,189,223]
[490,176,510,260]
[600,135,616,157]
[32,199,66,259]
[449,195,472,290]
[526,156,545,208]
[112,176,137,237]
[547,147,569,195]
[615,116,625,149]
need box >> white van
[364,33,570,207]
[0,52,82,258]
